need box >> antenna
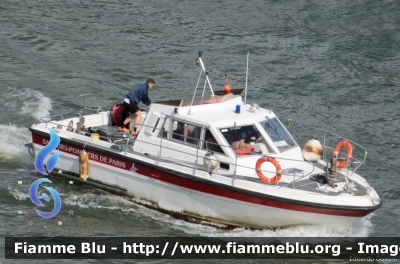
[244,52,249,104]
[189,51,217,114]
[195,51,217,102]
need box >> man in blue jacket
[119,78,155,135]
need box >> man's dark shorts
[124,101,140,114]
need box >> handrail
[80,105,109,114]
[285,119,367,176]
[35,112,355,189]
[43,115,314,187]
[129,124,317,187]
[38,114,64,123]
[136,138,313,181]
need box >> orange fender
[224,84,231,94]
[224,74,231,94]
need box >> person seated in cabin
[246,131,261,145]
[119,78,155,135]
[172,121,184,141]
[231,132,255,154]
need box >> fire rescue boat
[25,52,381,228]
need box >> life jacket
[233,147,252,155]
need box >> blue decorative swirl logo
[34,128,60,175]
[29,178,62,218]
[31,128,61,218]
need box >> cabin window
[144,114,160,135]
[259,117,297,152]
[219,162,230,170]
[171,120,202,147]
[158,117,172,139]
[158,116,202,147]
[203,129,224,154]
[186,124,202,145]
[219,124,274,155]
[171,120,186,141]
[152,118,160,133]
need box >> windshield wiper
[265,116,278,133]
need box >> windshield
[219,124,275,155]
[259,117,297,152]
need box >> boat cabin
[133,92,304,178]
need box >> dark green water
[1,0,399,263]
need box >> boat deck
[89,125,134,142]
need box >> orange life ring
[332,139,353,168]
[255,156,282,185]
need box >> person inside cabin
[247,130,260,145]
[172,121,184,141]
[119,78,155,135]
[231,132,255,153]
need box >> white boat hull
[30,131,374,229]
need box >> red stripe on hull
[33,133,130,171]
[32,132,375,218]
